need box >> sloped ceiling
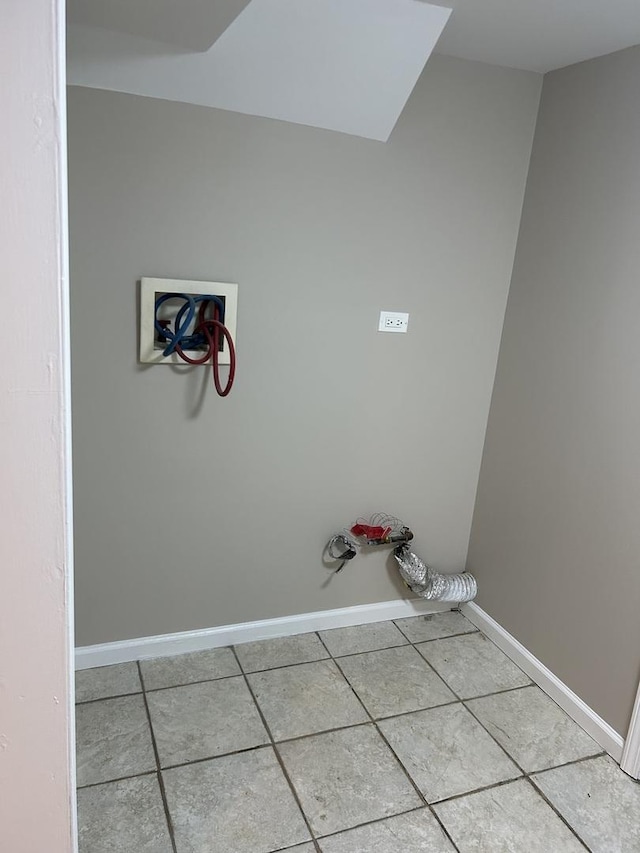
[67,0,640,140]
[67,0,452,141]
[68,0,640,73]
[67,0,252,53]
[436,0,640,74]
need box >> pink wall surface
[0,1,75,850]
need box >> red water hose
[174,300,236,396]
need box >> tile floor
[76,611,640,852]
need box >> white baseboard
[76,596,625,763]
[76,597,448,670]
[462,602,624,762]
[620,682,640,778]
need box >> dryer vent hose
[394,545,477,603]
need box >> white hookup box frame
[139,277,238,365]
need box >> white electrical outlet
[378,311,409,333]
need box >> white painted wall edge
[76,598,448,669]
[2,1,75,849]
[57,5,79,847]
[462,602,624,762]
[620,680,640,779]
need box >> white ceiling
[67,0,451,141]
[67,0,640,141]
[68,0,640,73]
[435,0,640,73]
[67,0,252,53]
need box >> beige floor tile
[417,632,530,699]
[319,622,408,657]
[278,724,422,836]
[337,645,455,719]
[533,755,640,852]
[235,632,328,673]
[140,646,240,690]
[394,611,477,644]
[467,685,600,772]
[76,662,142,703]
[146,676,268,766]
[249,660,368,740]
[434,778,586,852]
[76,695,156,787]
[163,747,311,853]
[77,775,172,853]
[379,703,520,802]
[318,809,456,852]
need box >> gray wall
[68,55,541,646]
[467,46,640,736]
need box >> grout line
[398,638,593,850]
[75,690,143,706]
[76,769,157,790]
[461,693,604,778]
[234,654,331,677]
[327,640,409,657]
[432,772,588,850]
[324,620,594,850]
[373,698,461,722]
[456,702,527,774]
[521,777,593,851]
[77,655,488,704]
[313,804,429,841]
[262,717,372,747]
[141,670,243,692]
[530,751,606,775]
[323,634,462,853]
[399,628,533,781]
[137,662,179,853]
[322,624,532,846]
[230,646,321,853]
[393,625,480,645]
[320,630,479,662]
[78,615,604,850]
[429,775,525,807]
[366,662,586,848]
[460,682,536,701]
[376,729,462,853]
[413,651,533,693]
[76,616,478,700]
[272,748,322,853]
[157,743,273,772]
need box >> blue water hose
[154,293,225,356]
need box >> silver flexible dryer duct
[394,545,477,603]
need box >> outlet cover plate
[140,277,238,364]
[378,311,409,333]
